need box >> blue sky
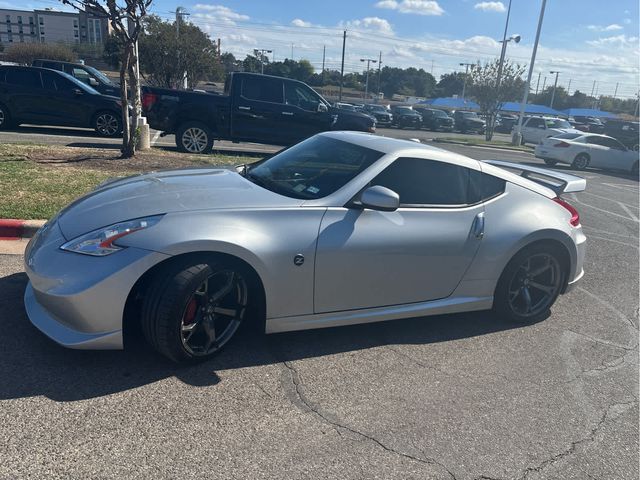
[19,0,640,98]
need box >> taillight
[553,141,570,148]
[141,92,158,111]
[553,197,580,226]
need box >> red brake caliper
[183,298,198,325]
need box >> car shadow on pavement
[0,271,529,403]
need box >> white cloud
[291,18,312,27]
[342,17,394,34]
[474,2,506,13]
[192,4,249,25]
[587,23,623,32]
[586,34,638,47]
[375,0,444,16]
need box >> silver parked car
[24,132,587,362]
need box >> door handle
[473,212,485,239]
[281,112,294,116]
[238,106,251,111]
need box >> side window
[371,157,471,206]
[41,71,58,90]
[42,61,61,70]
[284,82,320,111]
[468,170,506,203]
[526,118,542,128]
[241,76,283,104]
[72,67,91,85]
[5,69,41,88]
[586,136,606,146]
[601,137,626,150]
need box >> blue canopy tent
[498,102,564,116]
[562,108,618,119]
[419,97,480,110]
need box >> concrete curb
[0,219,46,240]
[431,138,533,154]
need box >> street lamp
[549,70,560,108]
[360,58,377,100]
[460,62,474,99]
[254,49,272,74]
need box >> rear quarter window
[468,170,506,203]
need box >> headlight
[60,215,163,256]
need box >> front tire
[0,102,12,130]
[572,153,590,171]
[493,243,565,324]
[176,121,213,154]
[543,159,558,166]
[141,260,249,363]
[93,110,122,137]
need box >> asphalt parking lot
[0,135,637,479]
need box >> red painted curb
[0,219,25,240]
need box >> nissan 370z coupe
[24,132,586,363]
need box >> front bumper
[24,219,169,350]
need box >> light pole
[549,70,560,108]
[513,0,547,145]
[360,57,377,101]
[460,62,474,99]
[254,48,272,74]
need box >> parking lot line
[150,130,161,146]
[618,203,639,221]
[568,194,639,223]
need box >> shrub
[4,42,76,65]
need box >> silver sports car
[24,132,586,362]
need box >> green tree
[102,33,123,69]
[4,42,75,65]
[468,58,526,140]
[435,72,466,97]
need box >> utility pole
[460,62,474,99]
[339,30,346,101]
[567,79,572,95]
[321,45,326,85]
[291,43,294,60]
[613,82,619,100]
[549,70,560,108]
[541,76,546,92]
[376,51,382,99]
[534,72,541,96]
[495,0,515,91]
[175,7,190,90]
[360,57,377,101]
[513,0,547,145]
[254,49,272,74]
[590,80,596,97]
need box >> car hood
[57,168,303,239]
[550,128,582,134]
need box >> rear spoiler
[483,160,586,196]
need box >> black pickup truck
[142,72,376,153]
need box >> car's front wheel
[93,111,122,137]
[543,159,558,166]
[494,243,565,324]
[572,153,590,170]
[177,121,214,154]
[141,260,249,362]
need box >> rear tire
[141,259,249,363]
[572,153,590,170]
[493,243,566,324]
[93,110,122,137]
[543,159,558,166]
[176,121,213,154]
[0,102,12,130]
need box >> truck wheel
[177,122,213,154]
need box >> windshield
[245,136,384,200]
[85,65,115,86]
[59,70,100,94]
[433,110,448,118]
[546,119,571,129]
[368,105,387,113]
[554,133,582,140]
[395,107,415,114]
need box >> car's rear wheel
[572,153,590,170]
[177,121,213,154]
[494,244,565,324]
[93,111,122,137]
[0,103,12,130]
[543,159,558,166]
[141,260,249,363]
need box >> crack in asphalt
[281,360,458,480]
[516,400,637,480]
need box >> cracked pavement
[0,146,637,479]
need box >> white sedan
[535,133,639,175]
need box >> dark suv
[603,120,639,151]
[391,106,422,129]
[452,110,486,134]
[32,59,120,96]
[363,104,393,126]
[413,106,454,131]
[571,115,605,134]
[0,66,123,137]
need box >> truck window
[241,76,283,104]
[285,82,321,111]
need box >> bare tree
[468,59,526,141]
[61,0,152,158]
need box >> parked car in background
[452,110,486,134]
[568,120,590,132]
[603,120,639,151]
[570,116,605,134]
[32,59,120,97]
[413,106,454,131]
[391,106,422,129]
[24,131,586,362]
[0,65,123,137]
[519,116,581,145]
[535,132,639,175]
[363,104,393,126]
[142,72,376,153]
[495,114,518,133]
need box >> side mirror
[360,185,399,212]
[89,77,99,87]
[318,103,328,113]
[72,88,83,96]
